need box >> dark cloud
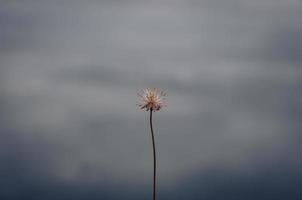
[1,0,302,199]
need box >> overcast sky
[1,0,302,199]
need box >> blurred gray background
[1,0,302,199]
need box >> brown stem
[149,109,156,200]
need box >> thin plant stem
[149,109,156,200]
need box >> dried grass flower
[137,87,166,200]
[137,88,166,111]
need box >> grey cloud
[1,0,302,199]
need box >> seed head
[138,88,166,111]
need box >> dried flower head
[138,88,166,111]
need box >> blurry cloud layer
[1,0,302,199]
